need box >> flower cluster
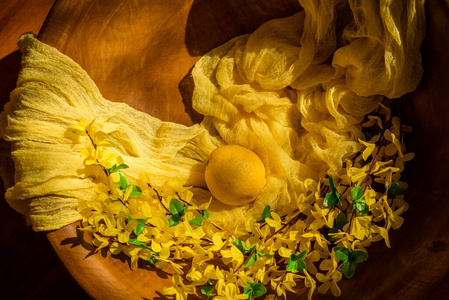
[72,100,412,300]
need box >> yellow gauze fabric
[0,35,223,230]
[0,0,425,231]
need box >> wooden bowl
[39,0,449,299]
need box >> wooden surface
[37,0,302,125]
[1,0,449,299]
[39,0,302,299]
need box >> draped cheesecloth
[0,0,425,231]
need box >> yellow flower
[392,196,409,213]
[304,250,321,275]
[278,246,293,258]
[70,120,89,134]
[318,252,339,273]
[257,264,284,286]
[214,283,248,300]
[299,269,316,300]
[301,231,330,254]
[272,272,301,298]
[379,103,392,120]
[351,236,372,251]
[358,138,378,161]
[265,212,283,231]
[190,246,214,266]
[109,242,122,255]
[92,233,109,249]
[162,273,196,300]
[117,217,136,243]
[156,259,184,275]
[94,175,122,202]
[329,230,354,249]
[309,203,339,230]
[372,197,405,230]
[215,269,241,296]
[73,104,414,300]
[81,146,116,169]
[384,129,403,157]
[244,216,269,246]
[385,204,406,230]
[373,166,400,179]
[316,270,342,297]
[127,197,154,220]
[395,152,415,172]
[362,115,383,129]
[202,265,221,281]
[221,244,244,270]
[347,164,369,186]
[140,224,172,253]
[208,232,227,251]
[371,224,391,248]
[364,188,377,207]
[346,216,372,240]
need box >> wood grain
[0,0,55,60]
[11,0,449,299]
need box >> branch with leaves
[71,99,413,300]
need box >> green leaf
[134,222,145,235]
[168,214,182,227]
[323,176,342,207]
[335,248,368,278]
[203,210,210,218]
[128,241,160,265]
[244,253,258,268]
[133,218,148,235]
[286,250,307,272]
[351,186,369,215]
[335,212,348,229]
[128,238,151,250]
[387,182,409,195]
[106,164,129,173]
[126,215,150,235]
[350,186,363,201]
[188,216,204,226]
[353,250,368,263]
[201,283,214,299]
[242,251,272,269]
[323,192,339,207]
[342,260,356,278]
[257,205,272,223]
[353,199,369,216]
[260,252,274,258]
[148,256,159,265]
[115,172,128,191]
[244,282,267,299]
[334,247,349,262]
[233,239,255,255]
[329,175,338,192]
[169,198,185,215]
[129,185,142,197]
[168,198,188,227]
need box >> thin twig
[264,212,305,243]
[148,183,172,215]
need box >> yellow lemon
[204,145,267,206]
